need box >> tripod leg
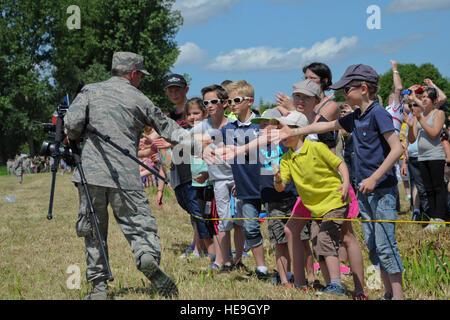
[75,160,114,282]
[47,159,59,220]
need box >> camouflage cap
[111,52,150,76]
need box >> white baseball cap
[273,110,309,128]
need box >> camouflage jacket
[64,76,202,190]
[13,158,23,175]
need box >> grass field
[0,172,448,300]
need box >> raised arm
[390,60,403,105]
[424,78,447,105]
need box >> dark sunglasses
[227,97,251,105]
[202,99,222,106]
[343,84,362,94]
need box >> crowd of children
[136,60,449,300]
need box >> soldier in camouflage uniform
[13,153,23,184]
[64,51,204,300]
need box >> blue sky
[169,0,450,105]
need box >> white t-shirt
[192,117,233,181]
[385,103,404,136]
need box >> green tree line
[0,0,181,163]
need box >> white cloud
[174,42,209,67]
[386,0,450,14]
[205,36,359,72]
[173,0,242,27]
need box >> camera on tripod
[39,99,75,166]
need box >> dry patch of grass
[0,173,448,300]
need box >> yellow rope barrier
[194,215,450,225]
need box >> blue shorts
[174,183,212,240]
[358,185,404,274]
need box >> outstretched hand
[193,171,209,184]
[271,121,293,144]
[215,145,238,161]
[202,141,223,165]
[151,138,172,149]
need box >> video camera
[401,86,425,96]
[39,97,75,166]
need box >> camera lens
[40,141,56,157]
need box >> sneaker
[353,291,369,300]
[301,285,312,292]
[188,252,201,260]
[219,264,233,274]
[232,260,248,272]
[412,209,421,221]
[203,262,220,271]
[254,269,270,281]
[308,279,324,291]
[319,283,347,296]
[279,283,294,290]
[423,218,446,232]
[179,244,195,259]
[271,273,281,286]
[380,292,393,300]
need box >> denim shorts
[241,199,263,248]
[358,185,404,274]
[174,183,213,240]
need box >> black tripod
[44,113,169,283]
[69,141,115,282]
[45,105,114,281]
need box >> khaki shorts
[311,205,348,260]
[266,198,311,243]
[266,197,297,244]
[213,179,244,232]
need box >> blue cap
[330,64,379,90]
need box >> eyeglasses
[202,99,222,106]
[227,97,251,105]
[343,84,362,95]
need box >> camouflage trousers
[76,184,161,283]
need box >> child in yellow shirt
[273,111,350,296]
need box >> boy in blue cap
[277,64,405,300]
